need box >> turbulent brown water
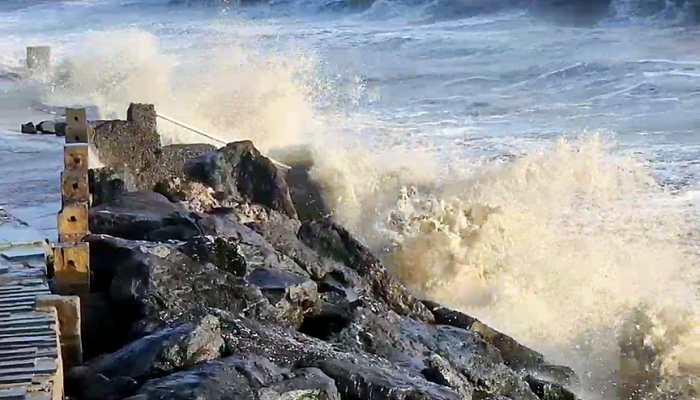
[2,1,700,398]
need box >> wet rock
[37,120,67,135]
[298,218,434,322]
[90,315,223,379]
[334,310,536,400]
[299,301,355,340]
[524,376,578,400]
[258,367,340,400]
[422,301,577,387]
[128,357,257,400]
[87,233,318,332]
[89,191,203,241]
[185,140,298,218]
[198,210,310,277]
[180,235,247,277]
[66,370,138,400]
[21,122,36,134]
[89,167,137,207]
[309,357,462,400]
[216,312,335,368]
[69,316,223,399]
[285,164,330,221]
[422,353,475,399]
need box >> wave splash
[43,29,322,151]
[318,135,700,399]
[29,27,700,400]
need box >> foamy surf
[322,135,700,399]
[2,1,700,399]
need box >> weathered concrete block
[66,108,91,144]
[127,103,157,132]
[53,242,90,296]
[58,202,89,242]
[61,171,89,204]
[37,295,83,368]
[92,103,161,190]
[64,144,89,172]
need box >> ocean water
[2,0,700,398]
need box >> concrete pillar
[127,103,157,132]
[36,295,83,369]
[55,107,91,297]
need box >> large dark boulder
[68,315,223,399]
[21,122,36,134]
[37,120,67,135]
[298,218,434,323]
[89,167,137,207]
[422,301,577,387]
[258,367,340,400]
[87,233,318,335]
[309,357,462,400]
[184,141,298,219]
[126,357,257,400]
[333,310,539,400]
[89,191,203,241]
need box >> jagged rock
[89,191,203,241]
[333,310,537,400]
[524,376,578,400]
[90,316,223,378]
[198,210,309,277]
[309,357,462,400]
[422,301,577,387]
[127,357,257,400]
[299,301,355,340]
[153,144,220,210]
[298,218,434,323]
[423,353,475,399]
[180,235,247,277]
[285,164,330,222]
[87,234,318,333]
[21,122,36,134]
[248,210,343,281]
[184,140,298,218]
[69,316,223,399]
[216,312,335,368]
[89,167,137,207]
[66,371,138,400]
[37,120,67,135]
[258,368,340,400]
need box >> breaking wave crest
[317,135,700,399]
[28,26,700,400]
[43,29,322,150]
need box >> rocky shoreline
[63,104,579,400]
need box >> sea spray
[43,29,321,151]
[323,135,700,399]
[29,27,700,400]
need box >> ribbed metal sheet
[0,211,60,400]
